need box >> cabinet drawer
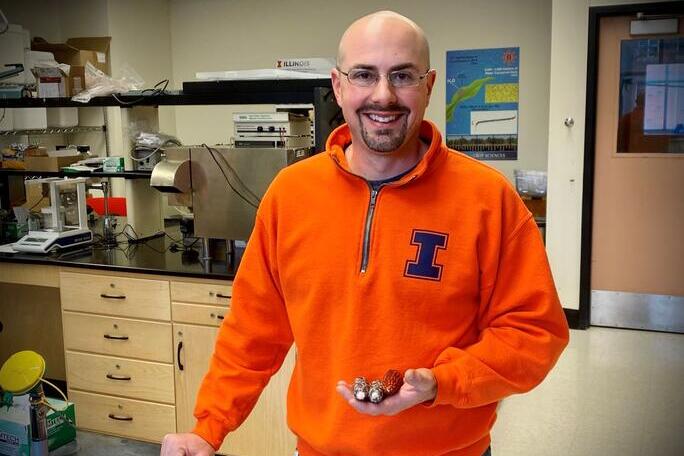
[63,312,172,363]
[69,390,175,442]
[172,302,228,326]
[66,351,174,404]
[170,281,232,305]
[60,271,170,320]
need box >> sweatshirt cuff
[192,418,226,451]
[428,363,467,408]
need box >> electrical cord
[28,193,48,212]
[38,378,75,428]
[112,79,170,106]
[202,144,261,209]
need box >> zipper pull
[369,188,378,207]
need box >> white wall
[169,0,552,181]
[106,0,175,135]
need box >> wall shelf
[0,126,106,136]
[0,79,334,108]
[0,169,152,179]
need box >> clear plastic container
[514,170,547,198]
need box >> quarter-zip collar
[326,120,446,185]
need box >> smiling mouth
[366,113,400,123]
[362,112,407,125]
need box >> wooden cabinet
[60,270,175,443]
[20,266,297,453]
[171,279,296,456]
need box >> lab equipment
[13,177,92,253]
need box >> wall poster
[445,47,519,160]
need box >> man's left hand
[336,368,437,416]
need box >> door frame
[579,1,684,329]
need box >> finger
[404,368,434,391]
[336,383,354,401]
[347,398,383,416]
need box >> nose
[369,75,398,106]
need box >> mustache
[357,104,410,114]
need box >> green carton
[0,396,75,455]
[46,398,76,451]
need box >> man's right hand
[160,432,215,456]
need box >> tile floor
[492,326,684,456]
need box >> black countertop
[0,228,239,280]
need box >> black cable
[112,79,169,106]
[28,193,47,212]
[203,144,261,204]
[202,144,261,209]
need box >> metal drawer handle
[108,413,133,421]
[177,341,184,371]
[100,293,126,300]
[216,314,225,320]
[216,293,231,299]
[106,373,132,381]
[103,334,129,341]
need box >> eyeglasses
[337,67,431,88]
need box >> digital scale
[14,177,93,254]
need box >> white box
[14,108,48,130]
[0,108,13,131]
[46,108,78,127]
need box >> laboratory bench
[0,232,237,280]
[0,236,296,455]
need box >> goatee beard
[357,104,409,153]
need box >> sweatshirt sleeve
[431,209,569,409]
[192,211,293,449]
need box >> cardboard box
[25,155,83,172]
[31,67,69,98]
[31,37,111,91]
[0,396,76,456]
[68,65,86,96]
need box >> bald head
[337,11,430,70]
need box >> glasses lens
[347,69,378,87]
[389,70,420,87]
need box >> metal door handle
[103,334,129,341]
[106,374,132,381]
[177,341,184,371]
[108,413,133,421]
[100,293,126,300]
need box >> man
[161,11,569,456]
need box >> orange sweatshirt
[193,120,569,455]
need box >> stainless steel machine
[151,146,308,241]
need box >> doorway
[582,2,684,333]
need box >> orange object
[86,197,127,216]
[192,121,569,455]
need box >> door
[590,11,684,332]
[174,323,296,455]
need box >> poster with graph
[446,47,519,160]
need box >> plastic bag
[134,131,181,149]
[72,62,145,103]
